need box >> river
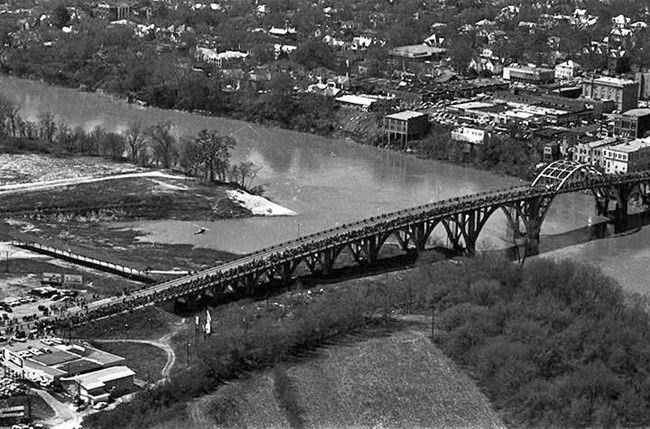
[1,76,648,294]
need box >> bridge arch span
[531,160,602,191]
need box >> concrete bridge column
[613,184,630,234]
[362,236,381,264]
[321,249,335,275]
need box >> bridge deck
[12,241,153,283]
[30,169,650,326]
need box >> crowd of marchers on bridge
[35,174,650,330]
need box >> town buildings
[0,338,134,404]
[582,77,639,112]
[613,108,650,139]
[603,138,650,174]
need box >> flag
[195,315,200,330]
[204,310,212,336]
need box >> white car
[92,401,108,410]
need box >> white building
[572,137,620,168]
[554,60,581,79]
[603,138,650,174]
[451,126,490,145]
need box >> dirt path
[34,388,82,429]
[92,319,184,383]
[0,171,184,194]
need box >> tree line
[81,256,650,428]
[0,95,261,191]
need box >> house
[468,57,503,76]
[554,60,581,80]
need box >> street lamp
[296,221,302,240]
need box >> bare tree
[179,137,203,178]
[124,121,147,166]
[230,161,262,189]
[146,121,178,169]
[103,131,126,159]
[38,111,57,144]
[0,96,20,137]
[194,129,235,181]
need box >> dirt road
[0,171,185,194]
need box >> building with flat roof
[613,108,650,139]
[61,366,135,404]
[383,110,429,148]
[451,126,490,145]
[603,138,650,174]
[0,340,125,384]
[335,94,378,111]
[582,76,639,112]
[572,137,621,168]
[503,65,554,85]
[389,44,447,60]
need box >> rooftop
[390,44,447,59]
[592,76,636,86]
[335,95,377,107]
[67,366,135,390]
[385,111,427,121]
[622,108,650,117]
[609,138,650,153]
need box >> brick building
[582,76,639,112]
[383,111,429,148]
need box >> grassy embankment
[78,255,650,429]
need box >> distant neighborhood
[1,0,650,175]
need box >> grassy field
[89,341,168,383]
[176,325,503,429]
[72,305,181,341]
[0,153,141,185]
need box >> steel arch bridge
[47,166,650,326]
[531,160,603,190]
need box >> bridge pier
[595,184,631,233]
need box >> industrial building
[1,340,126,386]
[61,366,135,404]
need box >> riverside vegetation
[80,257,650,428]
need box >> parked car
[92,401,108,410]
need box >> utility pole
[4,251,8,273]
[186,343,190,366]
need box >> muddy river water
[1,76,648,294]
